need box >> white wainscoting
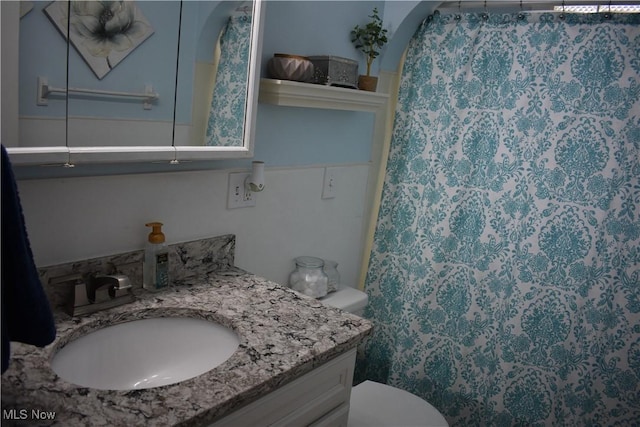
[17,164,371,289]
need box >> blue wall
[254,0,381,167]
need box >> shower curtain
[361,10,640,426]
[205,14,251,147]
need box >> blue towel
[2,145,56,373]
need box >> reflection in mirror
[2,0,263,166]
[6,1,69,149]
[64,0,179,149]
[174,1,258,150]
[4,0,180,164]
[205,12,252,147]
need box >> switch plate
[322,167,338,199]
[227,172,256,209]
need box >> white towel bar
[37,76,159,110]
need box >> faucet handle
[107,275,133,299]
[106,274,132,290]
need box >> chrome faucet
[51,273,135,316]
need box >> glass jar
[289,256,328,298]
[323,260,340,293]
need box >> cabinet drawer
[308,403,350,427]
[211,349,356,427]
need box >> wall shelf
[259,78,388,113]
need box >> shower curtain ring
[604,0,612,18]
[518,0,525,20]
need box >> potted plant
[351,7,388,92]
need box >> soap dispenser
[143,222,169,291]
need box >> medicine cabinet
[1,0,264,166]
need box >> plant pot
[358,75,378,92]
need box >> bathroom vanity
[1,236,372,426]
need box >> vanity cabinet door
[211,349,356,427]
[308,403,350,427]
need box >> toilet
[320,286,449,427]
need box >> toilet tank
[320,287,368,316]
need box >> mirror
[1,0,264,165]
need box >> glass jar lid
[294,256,324,268]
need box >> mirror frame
[3,0,264,166]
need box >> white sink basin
[51,317,240,390]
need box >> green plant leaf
[350,7,388,75]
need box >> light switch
[322,167,338,199]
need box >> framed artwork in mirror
[44,0,155,80]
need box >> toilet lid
[348,381,449,427]
[319,286,368,313]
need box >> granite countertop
[1,272,373,426]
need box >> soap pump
[143,222,169,291]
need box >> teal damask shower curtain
[205,15,251,147]
[361,11,640,425]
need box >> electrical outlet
[322,167,338,199]
[227,172,256,209]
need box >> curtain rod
[438,0,636,10]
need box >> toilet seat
[348,381,448,427]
